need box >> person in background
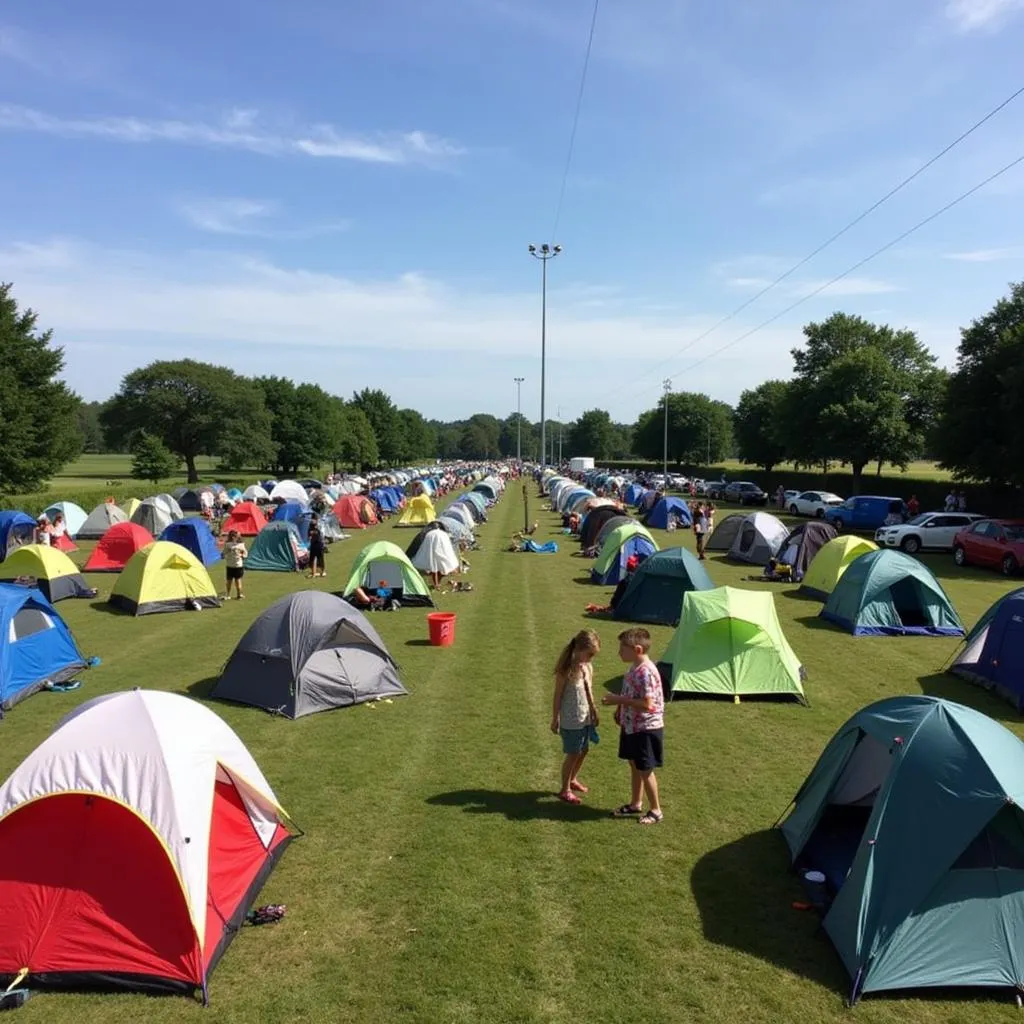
[776,485,785,510]
[944,489,956,512]
[223,529,247,599]
[705,502,716,534]
[692,502,707,561]
[957,491,968,513]
[51,512,66,541]
[907,494,920,518]
[34,515,52,546]
[307,515,326,578]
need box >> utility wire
[614,150,1024,413]
[592,82,1024,405]
[551,0,600,241]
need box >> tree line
[1,280,1022,492]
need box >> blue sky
[1,0,1023,426]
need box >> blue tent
[273,502,313,543]
[226,488,243,502]
[624,483,646,505]
[371,488,396,512]
[645,496,694,530]
[0,512,36,561]
[952,588,1024,708]
[159,519,222,566]
[0,583,88,712]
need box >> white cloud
[0,103,464,166]
[176,197,350,238]
[796,276,902,297]
[943,246,1024,262]
[945,0,1024,30]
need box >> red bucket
[427,612,457,647]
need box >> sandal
[638,810,664,825]
[569,780,589,794]
[612,804,642,817]
[557,791,581,805]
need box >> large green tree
[352,388,402,464]
[459,413,502,459]
[75,400,108,453]
[733,380,789,472]
[568,409,616,459]
[0,283,82,492]
[397,409,437,462]
[130,431,180,486]
[335,402,379,470]
[254,377,342,474]
[499,413,532,459]
[787,312,943,489]
[935,282,1024,487]
[633,391,733,467]
[102,359,274,482]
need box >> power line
[615,149,1024,413]
[591,81,1024,405]
[551,0,600,241]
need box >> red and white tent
[0,690,296,1000]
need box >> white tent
[242,484,270,502]
[727,511,790,565]
[412,529,460,575]
[155,493,185,520]
[270,480,308,504]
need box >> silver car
[875,512,984,554]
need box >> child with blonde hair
[551,629,601,804]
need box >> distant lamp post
[528,243,562,467]
[663,379,672,481]
[514,376,525,461]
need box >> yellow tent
[800,535,878,600]
[0,544,93,603]
[121,497,142,519]
[109,541,220,616]
[396,494,436,528]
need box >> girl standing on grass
[550,629,601,805]
[223,529,248,600]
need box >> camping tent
[83,522,155,572]
[396,494,436,528]
[443,503,475,530]
[951,588,1024,707]
[160,519,222,567]
[154,494,185,520]
[211,592,407,717]
[269,480,307,504]
[174,487,214,513]
[727,512,790,565]
[645,496,694,531]
[612,547,714,625]
[120,497,141,520]
[0,690,295,997]
[242,484,270,502]
[820,549,963,636]
[406,521,445,561]
[579,506,624,550]
[705,512,745,552]
[131,496,177,536]
[0,583,87,711]
[342,541,433,607]
[246,521,306,572]
[109,541,220,615]
[77,502,128,540]
[591,522,658,586]
[592,514,634,551]
[775,521,837,580]
[221,501,268,537]
[0,545,93,602]
[799,535,878,600]
[0,512,37,560]
[411,529,460,577]
[273,502,312,543]
[778,695,1024,1002]
[436,515,474,545]
[661,586,804,701]
[333,495,378,529]
[42,501,87,538]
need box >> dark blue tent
[371,488,398,513]
[952,588,1024,708]
[273,502,313,543]
[0,511,36,561]
[0,583,88,712]
[159,519,222,566]
[645,497,693,530]
[624,483,646,505]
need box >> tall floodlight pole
[707,416,711,465]
[514,377,525,462]
[558,404,563,465]
[528,243,562,467]
[663,379,672,481]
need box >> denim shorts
[560,727,590,755]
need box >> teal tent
[246,521,306,572]
[612,547,713,625]
[780,696,1024,1002]
[820,549,963,636]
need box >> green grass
[713,459,955,482]
[2,483,1022,1024]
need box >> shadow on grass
[690,829,847,994]
[88,599,123,616]
[779,588,821,603]
[426,789,607,822]
[182,676,219,699]
[599,673,623,694]
[796,614,836,631]
[571,576,598,586]
[918,672,1023,724]
[405,639,433,647]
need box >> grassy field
[1,476,1022,1023]
[713,459,955,482]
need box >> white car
[875,512,985,554]
[789,490,845,518]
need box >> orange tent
[221,501,268,537]
[332,495,378,529]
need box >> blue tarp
[523,540,558,553]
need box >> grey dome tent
[727,511,789,565]
[705,513,745,552]
[211,591,406,718]
[77,502,128,540]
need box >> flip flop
[612,804,642,817]
[557,791,581,805]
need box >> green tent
[779,695,1024,1002]
[591,522,658,585]
[246,521,305,572]
[613,547,714,625]
[661,586,804,701]
[820,549,964,636]
[342,540,433,607]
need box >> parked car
[825,495,904,533]
[703,479,729,499]
[952,519,1024,576]
[789,490,845,518]
[723,481,769,506]
[876,512,984,554]
[782,489,801,508]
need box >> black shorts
[226,567,245,581]
[618,729,664,771]
[310,547,326,562]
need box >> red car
[952,519,1024,576]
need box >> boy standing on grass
[602,627,664,825]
